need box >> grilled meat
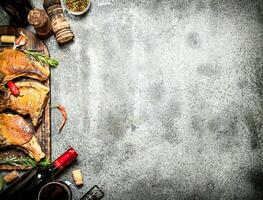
[0,49,49,84]
[0,81,49,126]
[0,113,45,162]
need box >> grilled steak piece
[0,49,50,84]
[0,81,49,126]
[0,113,45,162]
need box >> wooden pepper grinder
[43,0,74,44]
[28,8,53,38]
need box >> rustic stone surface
[1,0,263,199]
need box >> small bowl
[63,0,91,16]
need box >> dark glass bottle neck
[48,162,63,177]
[49,163,57,171]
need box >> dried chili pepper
[7,81,20,96]
[51,105,67,133]
[13,31,28,49]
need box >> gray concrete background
[1,0,263,199]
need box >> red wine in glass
[38,181,72,200]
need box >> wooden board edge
[0,25,51,170]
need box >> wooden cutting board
[0,25,51,170]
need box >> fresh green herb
[38,158,51,167]
[23,50,59,68]
[0,157,36,167]
[0,157,51,167]
[0,175,4,191]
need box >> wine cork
[72,169,84,186]
[4,170,19,183]
[28,8,53,38]
[0,35,16,43]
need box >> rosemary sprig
[0,175,4,191]
[38,158,51,167]
[23,50,59,68]
[0,157,36,167]
[0,157,51,167]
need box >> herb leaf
[0,156,51,168]
[0,157,36,167]
[0,175,4,191]
[23,50,59,68]
[38,158,51,167]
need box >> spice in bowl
[64,0,91,15]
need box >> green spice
[65,0,89,12]
[0,157,36,167]
[0,175,4,191]
[38,158,51,167]
[0,157,51,167]
[23,50,59,68]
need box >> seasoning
[72,169,84,186]
[13,31,28,49]
[4,171,19,184]
[0,175,4,191]
[51,104,67,133]
[7,81,20,96]
[28,8,53,38]
[65,0,90,13]
[23,50,59,68]
[43,0,74,44]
